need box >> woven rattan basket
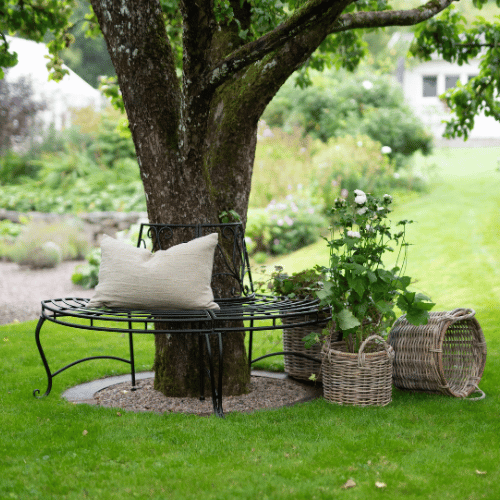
[321,335,395,406]
[282,314,329,381]
[388,309,487,399]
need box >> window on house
[468,74,479,82]
[445,75,460,90]
[423,76,437,97]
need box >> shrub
[246,195,326,256]
[250,124,316,208]
[356,106,433,168]
[262,69,433,168]
[0,151,41,185]
[72,247,101,288]
[311,135,396,210]
[11,240,62,269]
[6,219,90,267]
[90,112,137,168]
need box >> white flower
[383,194,392,201]
[354,189,367,205]
[365,224,374,233]
[357,140,363,147]
[357,207,368,215]
[347,230,361,238]
[381,146,392,154]
[362,80,373,90]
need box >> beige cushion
[86,233,219,310]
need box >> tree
[0,70,46,153]
[410,1,500,140]
[1,0,476,397]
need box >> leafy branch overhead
[2,0,460,89]
[411,3,500,139]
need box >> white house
[4,36,105,132]
[392,33,500,146]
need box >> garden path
[0,260,94,325]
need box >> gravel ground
[94,376,322,416]
[3,260,322,413]
[0,260,94,325]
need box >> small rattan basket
[321,335,395,406]
[281,314,329,381]
[388,309,487,399]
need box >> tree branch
[199,0,349,92]
[331,0,460,33]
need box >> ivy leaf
[337,308,361,331]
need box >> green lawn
[1,146,500,499]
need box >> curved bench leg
[204,332,224,418]
[33,317,52,398]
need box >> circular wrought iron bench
[33,223,330,417]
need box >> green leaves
[411,5,500,140]
[318,191,434,348]
[397,292,435,326]
[337,308,361,331]
[0,0,76,81]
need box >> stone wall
[0,209,148,245]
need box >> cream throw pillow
[86,233,219,310]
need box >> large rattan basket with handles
[321,335,395,406]
[281,314,330,381]
[388,308,487,399]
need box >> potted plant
[264,267,330,381]
[308,189,435,406]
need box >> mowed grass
[1,146,500,499]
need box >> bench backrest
[136,222,254,299]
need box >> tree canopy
[3,0,500,140]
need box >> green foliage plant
[309,190,435,353]
[263,266,325,300]
[246,194,326,256]
[312,135,396,209]
[250,124,316,208]
[263,71,433,168]
[6,219,89,268]
[71,247,101,288]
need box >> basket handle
[465,385,486,401]
[444,308,476,323]
[358,335,394,367]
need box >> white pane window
[445,75,460,90]
[423,76,437,97]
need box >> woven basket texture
[281,314,328,381]
[321,335,395,407]
[388,309,487,398]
